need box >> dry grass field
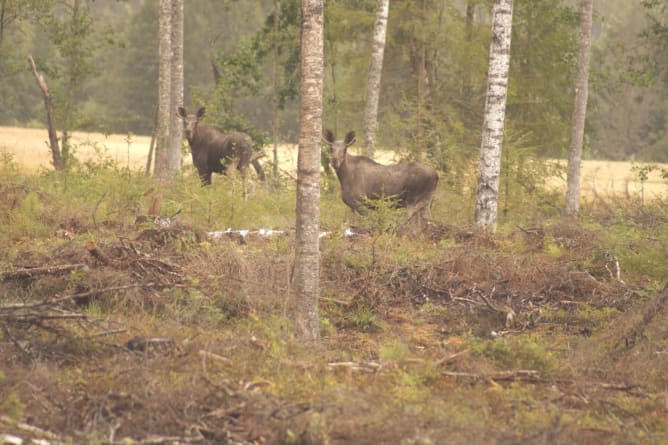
[1,126,665,199]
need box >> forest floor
[0,128,667,444]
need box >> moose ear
[323,129,335,144]
[196,107,206,118]
[344,131,356,147]
[176,107,186,119]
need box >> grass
[1,125,666,200]
[0,128,667,444]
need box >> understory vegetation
[1,152,667,444]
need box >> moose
[323,129,439,224]
[176,106,264,186]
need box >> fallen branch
[435,349,470,366]
[328,361,382,373]
[0,283,159,313]
[1,263,87,280]
[442,369,541,382]
[199,349,230,363]
[0,415,59,440]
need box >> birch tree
[272,0,281,178]
[474,0,513,232]
[293,0,324,342]
[565,0,594,216]
[154,0,172,179]
[363,0,390,158]
[168,0,183,173]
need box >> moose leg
[241,165,249,200]
[200,171,213,185]
[225,159,240,175]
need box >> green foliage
[508,0,579,157]
[468,335,560,375]
[544,305,621,331]
[356,194,405,236]
[346,306,384,332]
[596,208,668,285]
[0,392,25,419]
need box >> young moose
[176,106,258,186]
[324,129,439,223]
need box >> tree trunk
[474,0,514,232]
[146,102,159,175]
[167,0,184,173]
[565,0,594,217]
[462,0,475,98]
[363,0,390,158]
[155,0,172,179]
[415,0,427,158]
[28,55,64,170]
[272,0,280,179]
[293,0,324,343]
[0,0,6,44]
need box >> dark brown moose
[176,106,264,186]
[324,129,439,223]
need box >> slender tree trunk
[363,0,389,158]
[61,0,83,165]
[155,0,172,179]
[28,55,64,170]
[272,0,280,179]
[565,0,594,216]
[415,0,427,158]
[462,0,475,98]
[326,37,339,134]
[0,0,6,44]
[474,0,514,232]
[294,0,324,343]
[167,0,184,173]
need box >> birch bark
[363,0,390,158]
[474,0,514,232]
[565,0,594,216]
[294,0,324,342]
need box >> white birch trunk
[474,0,513,232]
[155,0,172,179]
[168,0,184,173]
[565,0,594,216]
[294,0,324,342]
[363,0,390,158]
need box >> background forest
[0,0,667,166]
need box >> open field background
[1,126,665,200]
